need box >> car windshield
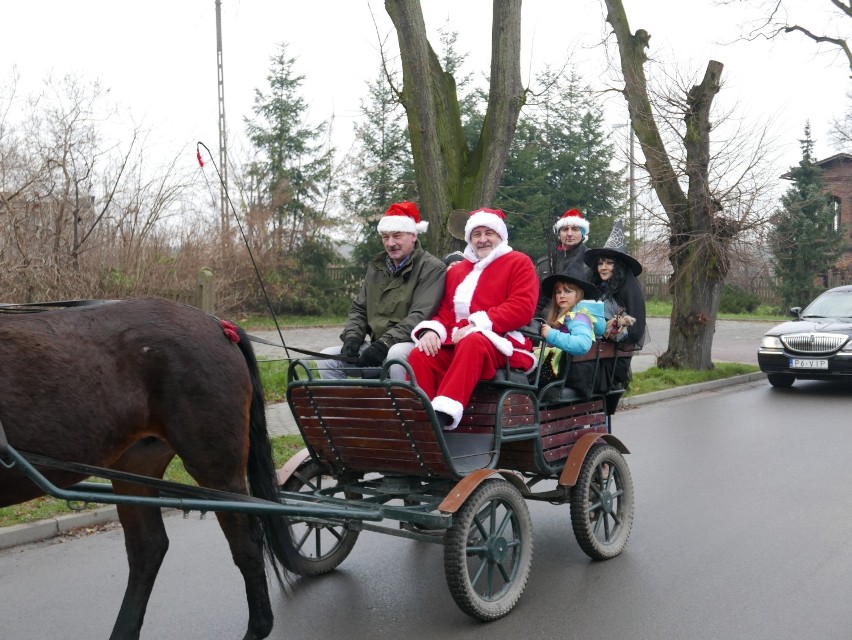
[802,289,852,319]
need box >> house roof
[781,152,852,180]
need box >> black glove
[341,338,362,359]
[356,341,389,367]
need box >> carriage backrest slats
[289,383,456,478]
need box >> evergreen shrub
[719,284,760,314]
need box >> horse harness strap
[246,333,358,362]
[0,299,118,314]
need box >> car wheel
[767,373,795,388]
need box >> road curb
[1,372,767,551]
[0,506,119,551]
[619,371,767,409]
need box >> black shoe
[434,410,456,430]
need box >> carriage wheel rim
[465,498,523,600]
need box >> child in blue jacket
[537,272,601,382]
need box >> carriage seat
[490,368,531,385]
[485,319,544,387]
[539,384,585,404]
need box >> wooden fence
[639,270,852,305]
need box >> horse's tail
[234,325,297,590]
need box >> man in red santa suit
[408,208,538,430]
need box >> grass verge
[258,359,292,403]
[645,299,788,322]
[626,362,759,396]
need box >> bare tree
[384,0,525,252]
[831,90,852,150]
[0,74,195,302]
[721,0,852,77]
[603,0,778,369]
[719,1,852,165]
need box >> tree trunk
[604,0,728,370]
[385,0,524,254]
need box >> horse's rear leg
[108,440,174,640]
[215,511,275,640]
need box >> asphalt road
[3,378,851,639]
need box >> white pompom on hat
[553,208,590,242]
[376,201,429,234]
[464,207,509,245]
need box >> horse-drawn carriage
[277,331,635,620]
[0,298,635,638]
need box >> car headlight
[760,336,783,350]
[841,339,852,352]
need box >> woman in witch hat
[582,218,647,389]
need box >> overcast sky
[1,1,848,191]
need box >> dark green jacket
[341,241,446,348]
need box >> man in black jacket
[534,209,590,315]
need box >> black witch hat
[541,271,599,301]
[583,218,643,276]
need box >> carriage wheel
[570,444,634,560]
[444,479,533,621]
[280,459,360,576]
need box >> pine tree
[344,24,472,262]
[496,69,623,258]
[243,43,335,254]
[769,123,843,308]
[241,43,339,314]
[343,65,417,266]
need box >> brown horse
[0,297,297,640]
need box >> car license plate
[790,358,828,369]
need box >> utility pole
[614,122,637,249]
[215,0,228,239]
[628,124,636,249]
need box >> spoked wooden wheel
[280,460,360,576]
[444,479,533,621]
[570,443,634,560]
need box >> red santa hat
[464,207,508,245]
[553,208,590,240]
[376,201,429,234]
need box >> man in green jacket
[317,201,446,380]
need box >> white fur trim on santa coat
[432,396,464,430]
[411,320,447,343]
[468,310,492,332]
[448,326,514,356]
[456,242,512,320]
[461,238,511,266]
[451,243,521,357]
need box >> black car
[758,285,852,387]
